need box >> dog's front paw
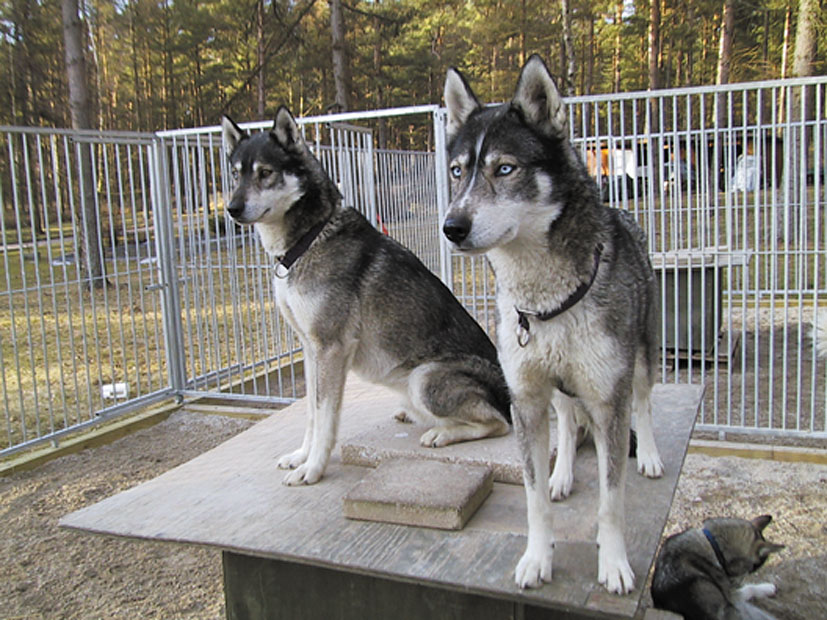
[277,448,308,470]
[515,549,553,589]
[419,426,453,448]
[282,463,324,486]
[738,582,777,601]
[597,549,635,594]
[548,467,573,501]
[636,451,664,478]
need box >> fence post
[150,136,186,398]
[432,108,453,287]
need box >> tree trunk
[612,0,623,93]
[330,0,350,111]
[560,0,575,96]
[714,0,735,186]
[788,0,818,243]
[792,0,817,79]
[715,0,735,87]
[778,5,792,121]
[648,0,660,91]
[791,0,817,123]
[129,8,142,130]
[585,10,594,96]
[162,3,175,127]
[257,0,266,119]
[373,14,387,149]
[61,0,106,288]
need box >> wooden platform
[60,377,703,619]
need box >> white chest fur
[273,274,318,342]
[490,249,619,404]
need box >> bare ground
[1,411,826,620]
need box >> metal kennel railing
[448,76,827,440]
[1,77,826,456]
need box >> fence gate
[0,128,178,456]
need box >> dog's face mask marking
[442,56,568,253]
[221,108,306,226]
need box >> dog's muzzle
[442,214,471,245]
[227,199,245,220]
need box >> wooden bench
[61,377,703,619]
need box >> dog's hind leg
[632,361,663,478]
[282,343,350,486]
[277,347,316,471]
[512,391,555,588]
[549,391,577,500]
[591,399,635,594]
[408,362,510,448]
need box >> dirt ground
[1,410,826,620]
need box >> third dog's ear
[444,68,481,141]
[511,54,567,139]
[272,106,304,151]
[752,515,773,532]
[221,115,246,156]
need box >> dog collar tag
[275,263,290,279]
[516,310,531,347]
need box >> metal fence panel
[442,77,827,439]
[2,79,825,456]
[0,128,174,455]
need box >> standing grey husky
[652,515,785,619]
[221,107,510,486]
[442,55,664,594]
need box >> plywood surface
[60,377,703,616]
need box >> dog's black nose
[227,201,245,220]
[443,216,471,244]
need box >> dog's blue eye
[450,165,462,179]
[497,164,515,176]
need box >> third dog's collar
[275,219,330,278]
[514,243,603,347]
[702,527,732,576]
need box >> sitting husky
[221,108,511,486]
[442,55,664,593]
[652,515,785,619]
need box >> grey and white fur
[221,107,511,486]
[652,515,785,619]
[442,55,664,594]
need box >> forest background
[1,0,823,149]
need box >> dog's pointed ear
[752,515,773,532]
[272,106,304,151]
[444,67,481,141]
[511,54,567,139]
[221,114,246,156]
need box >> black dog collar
[702,527,731,576]
[275,220,329,278]
[515,243,603,347]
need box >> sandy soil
[1,410,825,620]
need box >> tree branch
[222,0,318,113]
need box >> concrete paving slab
[343,458,493,530]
